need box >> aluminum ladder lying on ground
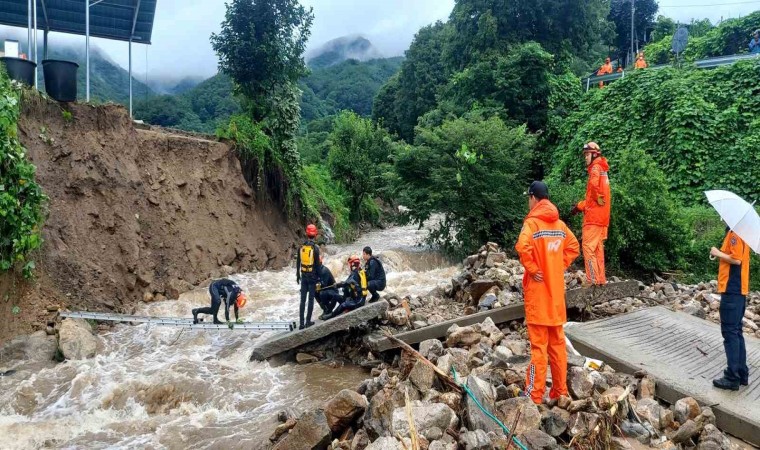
[60,311,295,331]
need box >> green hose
[451,367,529,450]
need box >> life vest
[300,243,315,273]
[358,270,368,297]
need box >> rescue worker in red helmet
[570,142,611,286]
[324,255,368,319]
[296,224,321,329]
[192,278,246,326]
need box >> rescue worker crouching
[516,181,580,405]
[297,224,321,330]
[193,278,246,325]
[570,142,611,287]
[316,256,342,320]
[362,246,386,303]
[324,255,368,320]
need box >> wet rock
[671,419,701,444]
[446,326,481,348]
[674,397,701,424]
[272,409,331,450]
[351,428,370,450]
[541,407,569,437]
[365,389,397,439]
[568,367,594,399]
[610,436,633,450]
[0,330,58,363]
[638,376,656,399]
[635,398,673,431]
[391,402,458,440]
[297,353,319,364]
[694,407,716,426]
[365,437,404,450]
[419,339,444,363]
[598,386,626,410]
[443,348,470,376]
[459,429,493,450]
[269,418,297,442]
[409,360,435,393]
[496,397,541,435]
[696,424,731,450]
[485,252,507,268]
[492,346,513,369]
[465,376,501,434]
[325,389,368,433]
[621,420,651,443]
[166,278,194,299]
[504,340,528,356]
[58,318,98,360]
[469,280,499,303]
[439,392,462,412]
[519,429,559,449]
[387,308,409,326]
[567,412,599,437]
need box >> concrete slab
[369,281,639,352]
[250,301,389,361]
[565,306,760,447]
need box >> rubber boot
[192,309,199,324]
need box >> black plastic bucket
[42,59,79,102]
[1,57,37,86]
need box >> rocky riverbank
[267,244,757,450]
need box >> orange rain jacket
[516,200,580,326]
[597,62,613,76]
[635,56,648,69]
[577,157,611,227]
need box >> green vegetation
[301,165,353,242]
[0,73,47,277]
[394,116,534,254]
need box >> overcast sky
[3,0,759,82]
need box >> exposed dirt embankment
[0,96,297,343]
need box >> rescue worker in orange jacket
[597,57,613,88]
[570,142,611,286]
[634,52,648,69]
[516,181,580,404]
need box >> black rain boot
[192,309,199,324]
[712,377,740,391]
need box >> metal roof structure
[0,0,156,43]
[0,0,157,115]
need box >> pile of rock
[266,317,739,449]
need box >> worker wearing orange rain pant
[597,57,613,88]
[516,181,580,404]
[571,142,611,286]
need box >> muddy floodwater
[0,222,458,449]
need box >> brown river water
[0,222,458,449]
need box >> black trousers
[368,279,386,302]
[317,289,342,314]
[196,283,237,323]
[300,278,317,326]
[720,293,749,383]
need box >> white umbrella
[705,190,760,254]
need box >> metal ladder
[60,311,295,331]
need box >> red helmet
[347,255,361,270]
[306,224,318,238]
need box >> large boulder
[496,397,542,436]
[272,409,332,450]
[541,407,569,437]
[468,280,499,302]
[635,398,674,431]
[365,389,397,439]
[391,402,458,441]
[58,319,98,360]
[459,429,493,450]
[568,367,594,399]
[409,360,435,393]
[674,397,701,425]
[0,330,57,364]
[464,376,501,434]
[325,389,368,433]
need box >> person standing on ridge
[296,224,321,329]
[516,181,580,405]
[316,256,342,320]
[193,278,246,325]
[362,246,386,303]
[570,142,611,286]
[634,52,648,69]
[749,30,760,54]
[324,255,368,319]
[597,57,613,88]
[711,228,751,390]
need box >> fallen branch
[382,331,462,393]
[405,388,421,450]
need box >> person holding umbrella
[705,190,758,390]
